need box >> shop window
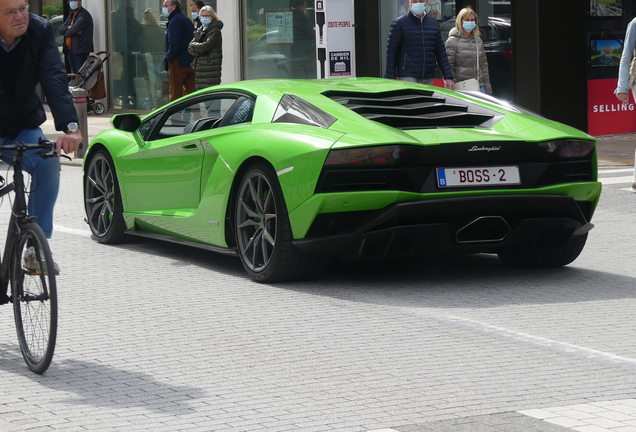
[108,0,169,111]
[243,0,317,80]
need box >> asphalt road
[0,154,633,431]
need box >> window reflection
[244,0,317,80]
[109,0,169,111]
[438,0,512,100]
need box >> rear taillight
[538,140,595,158]
[325,145,416,166]
[502,50,512,62]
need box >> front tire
[234,163,328,282]
[84,149,127,244]
[497,233,588,268]
[12,222,57,374]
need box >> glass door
[476,0,512,99]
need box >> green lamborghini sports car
[83,78,601,282]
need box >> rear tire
[84,149,127,244]
[12,222,57,374]
[497,233,588,268]
[234,163,328,282]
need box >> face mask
[162,7,169,16]
[462,21,477,32]
[131,0,137,6]
[411,2,426,15]
[69,1,79,9]
[192,11,198,19]
[200,16,211,26]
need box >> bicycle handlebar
[0,138,71,160]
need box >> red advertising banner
[588,78,636,136]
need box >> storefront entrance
[241,0,513,101]
[106,0,217,113]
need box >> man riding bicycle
[0,0,83,272]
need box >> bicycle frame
[0,142,53,304]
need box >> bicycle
[0,138,61,374]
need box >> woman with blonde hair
[188,6,223,89]
[444,7,492,94]
[142,8,165,53]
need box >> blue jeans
[68,52,88,75]
[0,128,61,238]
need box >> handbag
[455,39,481,92]
[455,78,480,91]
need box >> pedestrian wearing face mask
[163,0,195,100]
[444,7,492,94]
[385,0,454,89]
[187,6,223,89]
[190,0,204,29]
[58,0,93,74]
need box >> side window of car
[216,97,255,128]
[139,114,161,140]
[152,96,240,140]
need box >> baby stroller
[68,51,110,115]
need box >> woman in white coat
[444,7,492,95]
[615,17,636,192]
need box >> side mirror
[112,113,142,132]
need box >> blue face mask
[200,16,211,26]
[162,6,169,16]
[462,21,477,32]
[411,2,426,15]
[69,1,79,9]
[192,11,198,19]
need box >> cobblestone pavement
[0,111,631,431]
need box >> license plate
[437,166,521,188]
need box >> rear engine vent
[535,161,593,186]
[323,89,494,129]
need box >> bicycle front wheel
[11,222,57,374]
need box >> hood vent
[323,88,495,129]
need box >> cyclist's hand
[55,131,82,157]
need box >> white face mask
[200,16,211,26]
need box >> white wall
[216,2,241,84]
[85,0,106,52]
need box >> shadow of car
[441,16,512,100]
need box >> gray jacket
[188,20,223,90]
[445,27,492,95]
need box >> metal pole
[70,87,88,159]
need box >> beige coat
[445,27,492,95]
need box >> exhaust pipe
[456,216,510,243]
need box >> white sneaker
[23,247,60,275]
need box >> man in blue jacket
[58,0,94,74]
[0,0,82,267]
[162,0,195,101]
[386,0,454,89]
